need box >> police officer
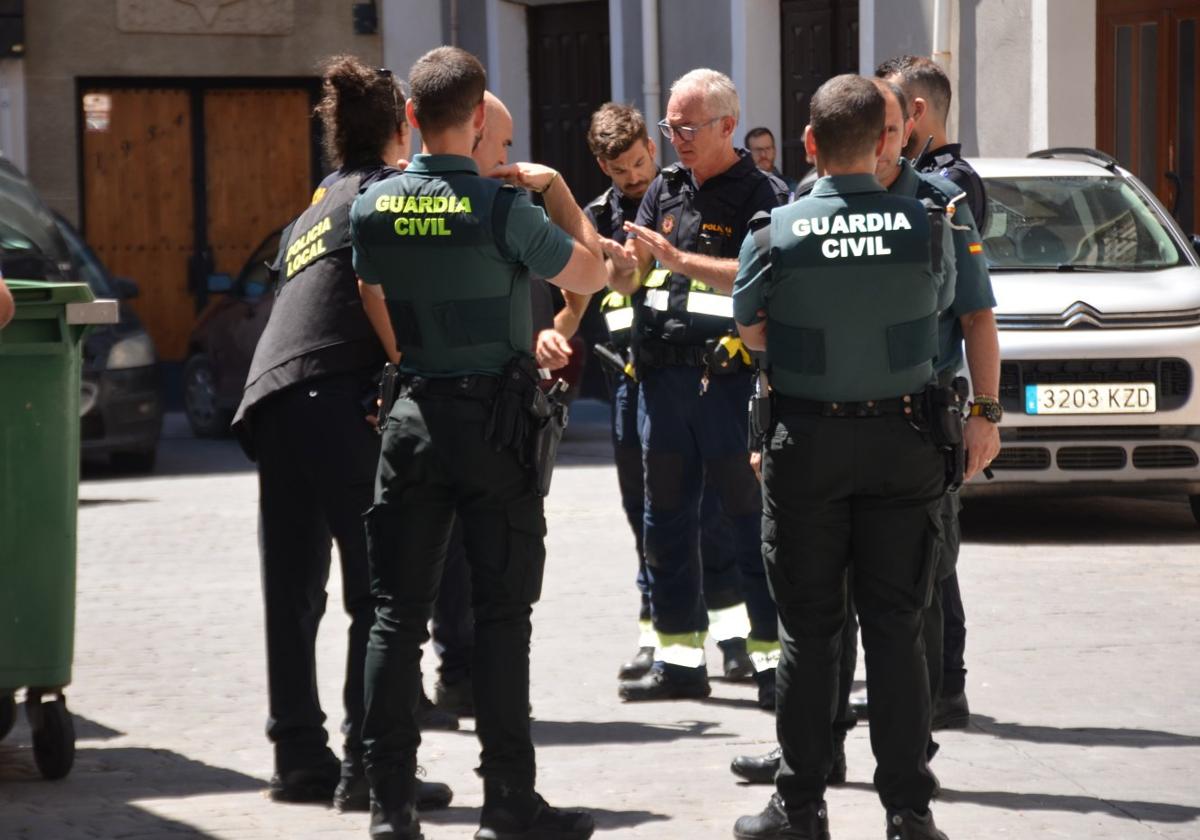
[878,54,994,729]
[231,56,451,813]
[571,102,755,684]
[350,46,606,840]
[728,77,1001,794]
[604,69,786,705]
[731,75,951,840]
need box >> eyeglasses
[378,67,406,122]
[657,117,723,143]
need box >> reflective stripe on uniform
[656,630,707,668]
[686,291,733,318]
[604,308,635,332]
[644,268,671,288]
[747,638,780,672]
[707,603,752,643]
[645,289,671,311]
[637,618,657,649]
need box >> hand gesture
[963,415,1000,481]
[486,163,559,194]
[535,328,573,370]
[623,222,681,273]
[599,237,638,274]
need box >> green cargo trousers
[361,390,546,803]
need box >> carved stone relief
[116,0,295,35]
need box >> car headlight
[106,333,157,370]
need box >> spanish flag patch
[967,242,983,255]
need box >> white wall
[1040,0,1096,149]
[972,0,1034,157]
[0,58,26,172]
[488,0,531,162]
[731,0,782,149]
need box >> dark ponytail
[315,54,405,169]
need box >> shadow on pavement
[422,803,671,830]
[959,495,1199,546]
[0,713,264,838]
[532,718,729,745]
[937,787,1200,823]
[969,714,1200,749]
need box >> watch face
[983,401,1003,422]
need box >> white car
[965,149,1200,526]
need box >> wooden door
[779,0,858,181]
[204,89,312,276]
[528,1,611,205]
[82,88,195,361]
[1098,0,1200,231]
[81,83,316,363]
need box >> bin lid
[6,279,118,325]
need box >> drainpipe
[932,0,958,139]
[450,0,460,46]
[642,0,661,165]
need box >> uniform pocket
[916,505,945,608]
[506,497,548,603]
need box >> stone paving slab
[1,409,1198,839]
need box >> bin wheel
[0,694,15,740]
[26,695,75,780]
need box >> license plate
[1024,383,1157,414]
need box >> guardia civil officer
[731,75,952,840]
[728,78,1001,794]
[878,55,994,729]
[350,46,606,840]
[577,102,756,684]
[605,70,786,705]
[231,56,451,813]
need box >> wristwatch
[969,395,1003,423]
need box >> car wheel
[183,354,232,438]
[1190,495,1200,527]
[110,448,157,474]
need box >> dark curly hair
[314,54,405,169]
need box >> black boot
[475,780,594,840]
[417,688,460,731]
[754,668,777,711]
[718,638,755,681]
[367,772,423,840]
[886,809,948,840]
[618,662,710,701]
[729,741,845,786]
[335,773,454,813]
[434,677,475,717]
[267,754,340,803]
[734,794,830,840]
[617,646,655,680]
[932,691,969,730]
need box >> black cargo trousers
[253,371,380,775]
[763,410,943,814]
[361,388,546,803]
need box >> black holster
[748,369,772,451]
[377,363,400,430]
[924,376,968,491]
[529,380,569,497]
[486,356,569,496]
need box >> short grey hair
[670,68,740,125]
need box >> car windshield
[54,216,115,297]
[980,175,1185,271]
[0,220,69,282]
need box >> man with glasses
[604,69,787,705]
[745,126,798,194]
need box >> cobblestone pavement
[2,407,1199,839]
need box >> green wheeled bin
[0,279,117,779]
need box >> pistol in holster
[593,343,636,382]
[747,368,772,452]
[705,334,753,377]
[924,376,968,491]
[529,379,570,497]
[377,363,401,431]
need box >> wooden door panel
[82,87,194,361]
[203,88,312,276]
[781,1,833,179]
[528,1,610,205]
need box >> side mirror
[206,273,234,293]
[112,276,139,300]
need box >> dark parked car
[54,215,163,471]
[183,228,281,437]
[0,155,161,471]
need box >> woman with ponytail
[232,55,451,814]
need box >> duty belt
[401,374,501,401]
[773,393,926,420]
[636,340,708,368]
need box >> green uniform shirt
[350,154,575,376]
[890,160,995,373]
